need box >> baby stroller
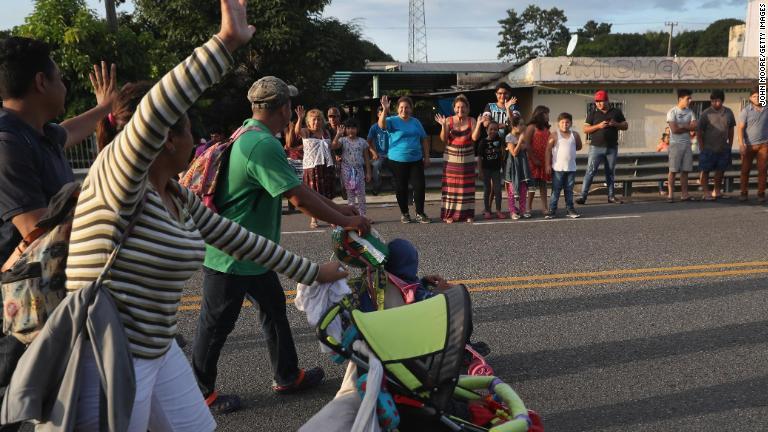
[333,229,494,377]
[314,285,542,431]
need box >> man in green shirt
[192,76,370,414]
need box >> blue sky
[2,0,747,62]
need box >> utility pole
[664,21,677,57]
[408,0,428,63]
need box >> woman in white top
[294,106,335,228]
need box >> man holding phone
[577,90,628,205]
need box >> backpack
[1,182,80,344]
[179,125,262,212]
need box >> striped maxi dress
[440,117,476,221]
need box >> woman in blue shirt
[377,95,431,223]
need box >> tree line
[497,5,743,62]
[4,0,393,135]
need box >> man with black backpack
[0,36,116,431]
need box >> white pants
[75,340,215,432]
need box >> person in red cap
[576,90,628,205]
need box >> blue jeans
[371,157,386,192]
[550,171,576,211]
[581,145,618,200]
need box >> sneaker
[544,211,555,219]
[522,212,532,219]
[566,208,581,218]
[510,212,520,220]
[575,197,586,205]
[607,196,624,204]
[272,367,325,395]
[205,392,242,415]
[415,213,431,224]
[400,213,412,224]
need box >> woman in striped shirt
[65,1,346,430]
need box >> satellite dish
[566,34,579,56]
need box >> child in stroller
[298,230,542,431]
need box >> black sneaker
[400,213,412,224]
[575,197,586,205]
[415,213,431,224]
[607,196,624,204]
[566,208,581,218]
[544,211,556,219]
[205,392,242,415]
[271,367,325,395]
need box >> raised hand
[505,96,518,109]
[434,113,447,126]
[336,125,346,137]
[295,105,305,120]
[216,0,256,53]
[380,95,390,112]
[90,61,117,109]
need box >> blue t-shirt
[384,115,427,163]
[367,123,389,156]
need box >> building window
[585,100,626,144]
[689,101,712,119]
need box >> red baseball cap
[594,90,608,101]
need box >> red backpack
[180,125,261,212]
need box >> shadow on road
[543,375,768,431]
[472,277,768,323]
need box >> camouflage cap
[247,76,298,108]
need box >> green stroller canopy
[351,285,472,410]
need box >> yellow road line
[178,261,768,304]
[176,267,768,311]
[450,261,768,285]
[178,298,294,311]
[467,268,768,292]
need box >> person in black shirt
[473,120,506,219]
[0,37,116,431]
[576,90,628,205]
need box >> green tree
[578,20,612,40]
[132,0,392,131]
[13,0,163,117]
[497,5,570,61]
[693,18,744,56]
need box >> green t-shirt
[203,119,301,275]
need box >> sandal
[466,218,474,224]
[496,212,507,219]
[309,221,319,229]
[444,218,454,224]
[666,196,675,203]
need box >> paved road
[173,194,768,431]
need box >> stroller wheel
[468,361,494,377]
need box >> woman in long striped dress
[436,94,476,223]
[65,2,349,429]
